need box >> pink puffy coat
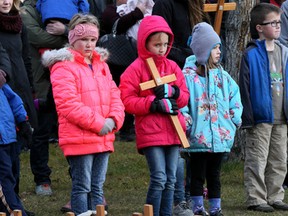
[119,15,189,152]
[42,47,125,156]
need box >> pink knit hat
[68,24,99,45]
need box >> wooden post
[96,205,105,216]
[12,210,22,216]
[140,58,189,148]
[66,212,75,216]
[143,204,153,216]
[203,0,236,35]
[0,213,6,216]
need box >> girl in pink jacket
[42,14,125,215]
[119,15,189,216]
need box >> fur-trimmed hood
[42,46,109,68]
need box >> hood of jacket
[137,15,174,62]
[42,46,109,68]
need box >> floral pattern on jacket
[182,55,243,153]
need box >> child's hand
[154,84,180,99]
[150,98,178,115]
[17,121,33,149]
[99,118,115,136]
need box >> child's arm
[228,76,243,128]
[2,84,27,123]
[239,52,254,128]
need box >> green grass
[19,142,288,216]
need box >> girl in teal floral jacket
[181,22,243,216]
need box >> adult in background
[20,0,68,196]
[101,0,148,142]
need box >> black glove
[18,121,33,148]
[154,84,180,99]
[150,98,178,115]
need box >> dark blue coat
[239,40,288,128]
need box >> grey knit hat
[189,22,221,65]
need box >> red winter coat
[119,15,189,152]
[43,47,125,156]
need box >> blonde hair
[11,0,21,11]
[69,13,100,31]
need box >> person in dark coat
[0,0,37,205]
[21,0,68,196]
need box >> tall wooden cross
[140,58,190,148]
[203,0,237,35]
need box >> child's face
[146,33,169,56]
[257,12,281,40]
[211,44,221,64]
[0,0,13,14]
[73,36,98,59]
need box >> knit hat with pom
[189,22,221,65]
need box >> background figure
[116,0,154,40]
[36,0,89,26]
[42,13,125,215]
[240,3,288,213]
[0,1,37,212]
[119,15,189,216]
[21,0,68,196]
[101,0,148,142]
[182,22,242,216]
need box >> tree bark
[223,0,258,160]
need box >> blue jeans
[67,152,109,215]
[143,145,179,216]
[0,144,27,216]
[174,151,185,205]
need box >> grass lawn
[19,141,288,216]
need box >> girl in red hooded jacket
[119,15,189,216]
[42,14,125,215]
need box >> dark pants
[189,152,224,198]
[30,110,57,185]
[0,144,27,216]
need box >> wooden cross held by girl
[140,58,189,148]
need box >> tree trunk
[223,0,258,160]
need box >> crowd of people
[1,0,288,216]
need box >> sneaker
[24,209,35,216]
[35,184,52,196]
[210,210,224,216]
[194,210,208,216]
[173,201,193,216]
[60,201,72,213]
[271,201,288,211]
[247,203,274,212]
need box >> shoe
[35,184,52,196]
[60,201,72,213]
[25,209,35,216]
[194,210,208,216]
[247,203,274,212]
[271,201,288,211]
[173,201,193,216]
[210,210,224,216]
